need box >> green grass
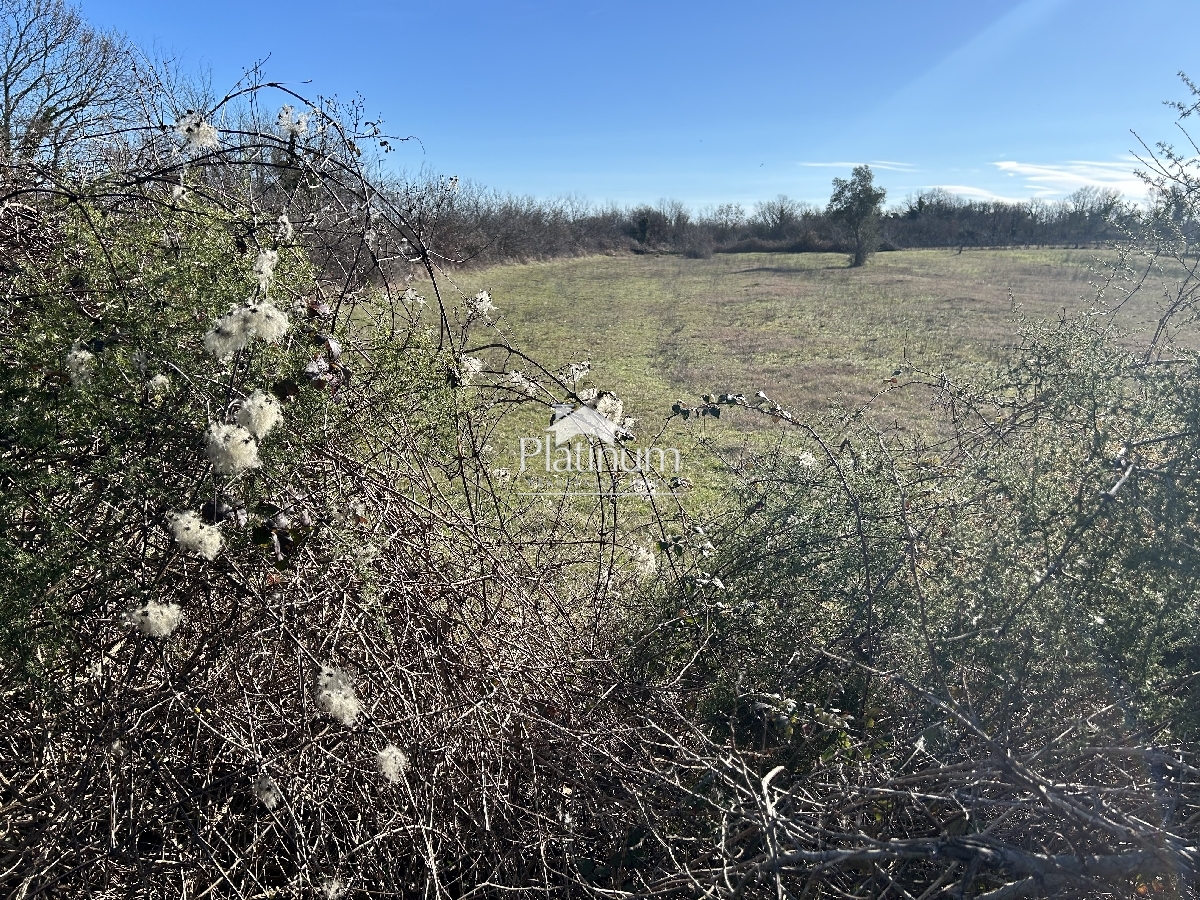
[464,249,1155,424]
[445,248,1162,516]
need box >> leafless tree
[0,0,134,167]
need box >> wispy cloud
[798,160,917,172]
[992,159,1145,198]
[932,184,1030,204]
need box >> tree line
[0,0,1150,270]
[392,171,1147,267]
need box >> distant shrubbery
[385,175,1144,266]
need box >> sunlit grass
[453,248,1146,519]
[465,249,1136,425]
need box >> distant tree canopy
[826,164,887,266]
[893,185,1130,250]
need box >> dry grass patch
[457,249,1151,435]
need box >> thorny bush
[0,66,678,898]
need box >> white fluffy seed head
[65,343,94,386]
[377,744,408,783]
[253,774,282,811]
[175,112,219,151]
[277,105,309,138]
[166,510,223,560]
[130,600,183,638]
[193,122,218,149]
[243,302,290,343]
[203,309,254,360]
[276,213,294,244]
[205,423,260,475]
[596,393,624,423]
[235,390,282,439]
[507,371,538,397]
[458,356,483,385]
[147,373,170,396]
[253,249,279,292]
[564,360,590,385]
[315,666,360,728]
[470,290,496,318]
[203,303,290,360]
[320,877,346,900]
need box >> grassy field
[456,249,1157,439]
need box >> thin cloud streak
[992,159,1145,198]
[932,184,1031,204]
[798,160,917,172]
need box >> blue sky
[85,0,1198,209]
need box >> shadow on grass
[730,265,851,275]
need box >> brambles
[612,98,1200,893]
[0,54,698,897]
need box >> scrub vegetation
[390,175,1137,266]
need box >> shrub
[827,164,887,266]
[0,72,673,897]
[617,178,1200,896]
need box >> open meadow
[461,248,1152,437]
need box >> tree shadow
[729,264,851,275]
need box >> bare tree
[752,194,803,240]
[0,0,134,167]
